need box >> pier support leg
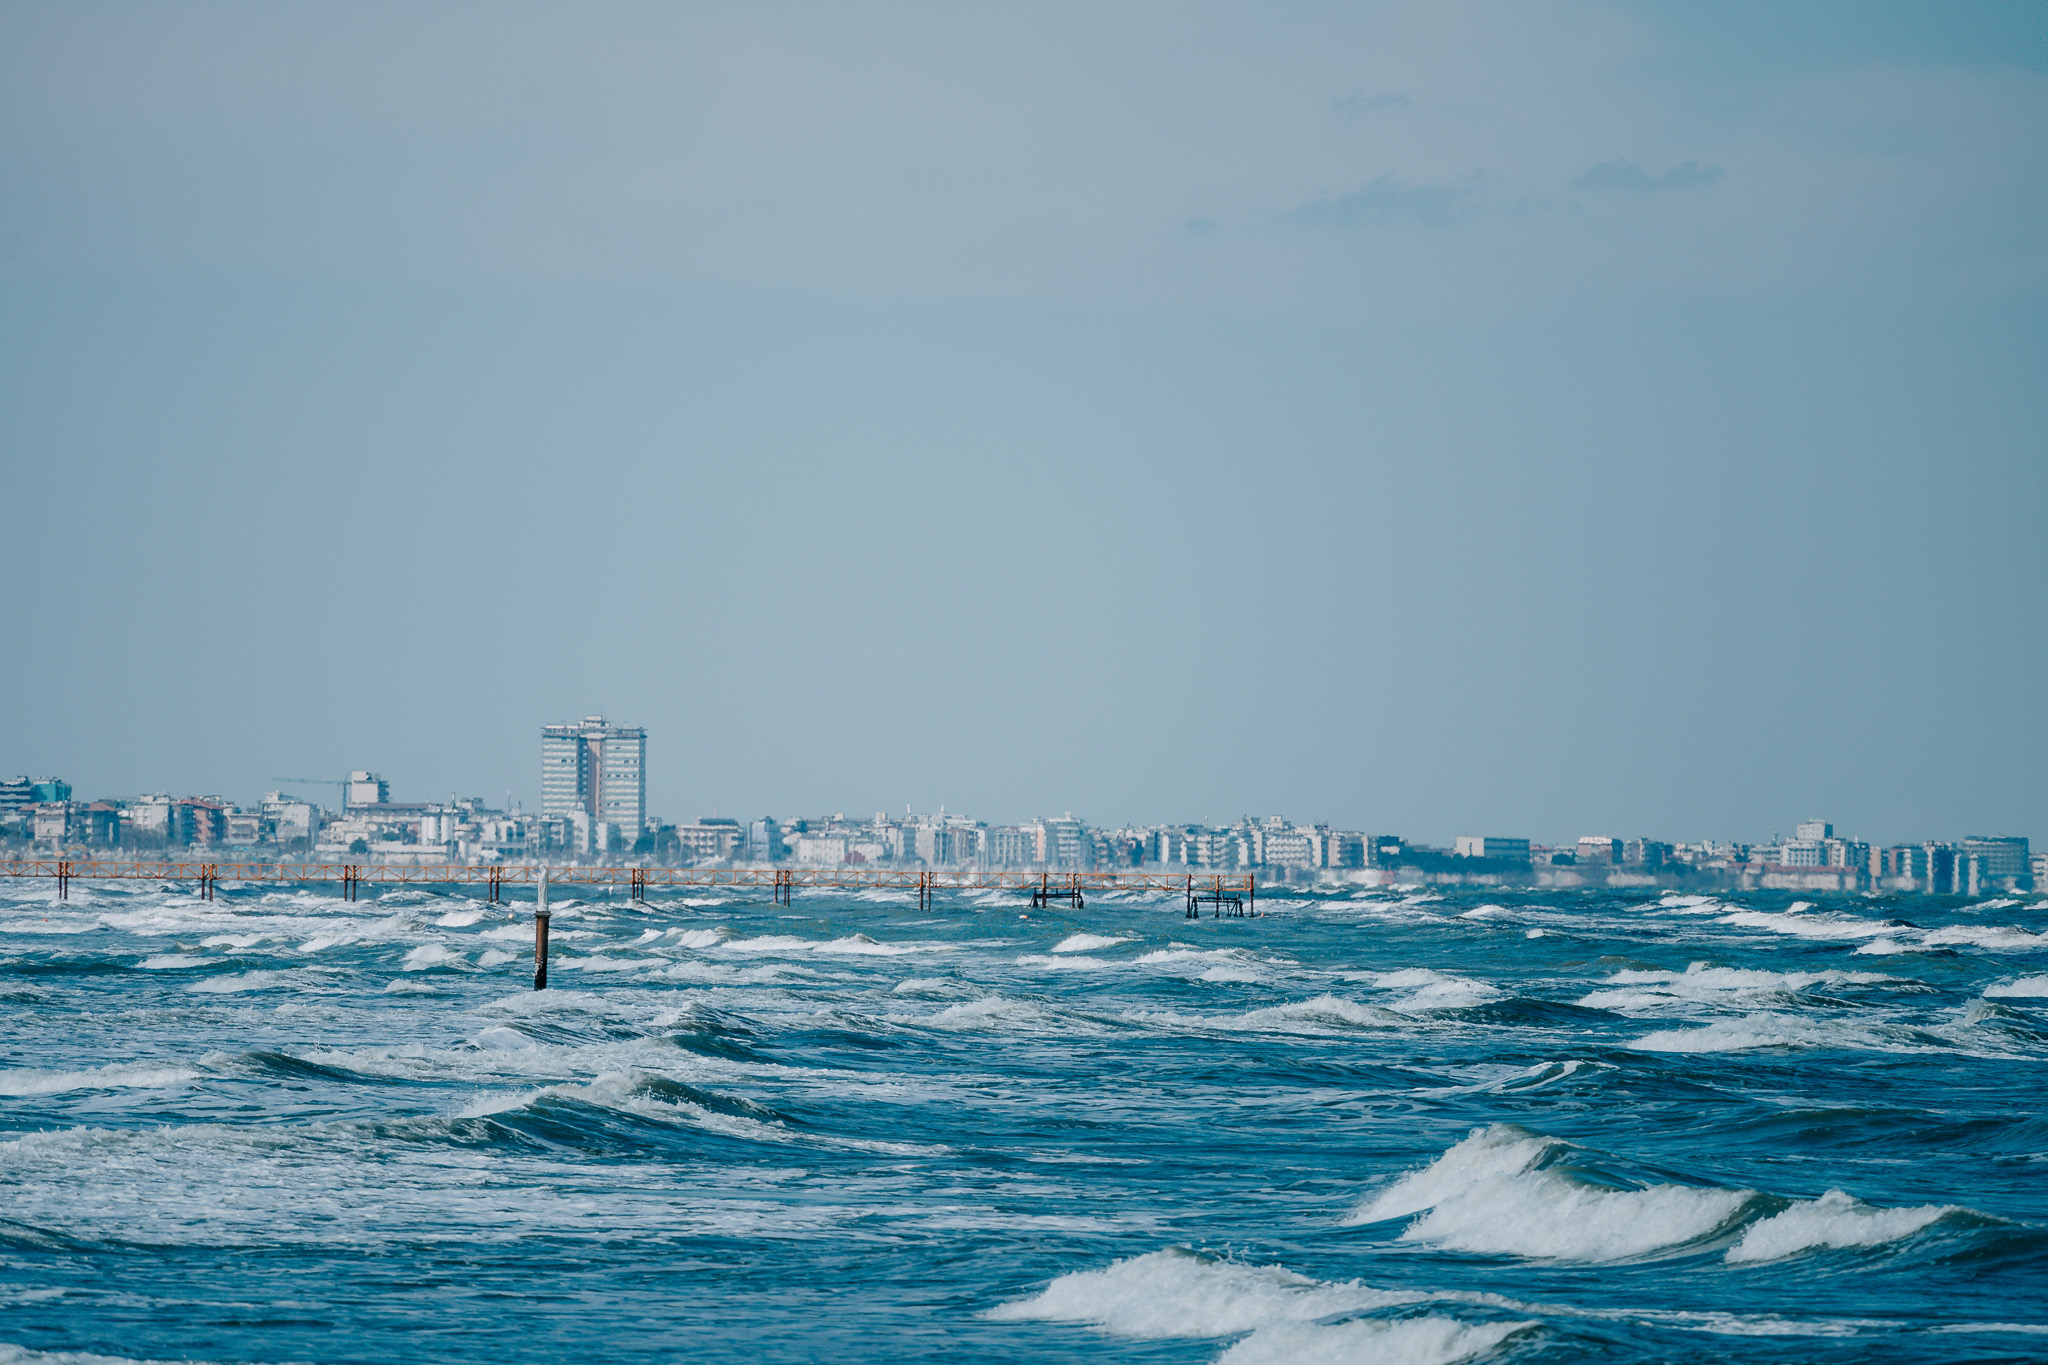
[534,868,551,990]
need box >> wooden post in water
[533,867,551,991]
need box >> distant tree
[349,838,369,854]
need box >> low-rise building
[1576,837,1622,866]
[1454,836,1531,862]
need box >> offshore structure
[1,859,1258,917]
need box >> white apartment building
[541,716,646,840]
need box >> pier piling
[533,868,551,990]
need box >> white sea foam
[1237,995,1409,1031]
[1726,1189,1962,1264]
[402,943,465,971]
[0,1061,201,1097]
[1628,1013,1931,1055]
[988,1248,1416,1336]
[1577,963,1902,1011]
[1219,1318,1533,1365]
[477,949,517,967]
[186,970,304,994]
[1015,953,1113,970]
[137,955,207,969]
[987,1249,1529,1365]
[1717,909,1896,941]
[1985,976,2048,998]
[1361,969,1503,1011]
[903,996,1056,1030]
[1920,924,2048,951]
[1346,1125,1753,1261]
[1053,933,1132,953]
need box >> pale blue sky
[2,2,2043,847]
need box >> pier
[0,859,1256,912]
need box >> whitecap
[1921,924,2048,952]
[986,1248,1531,1364]
[186,970,302,994]
[1629,1013,1931,1055]
[986,1248,1417,1337]
[1726,1189,1963,1263]
[1052,933,1132,953]
[1014,954,1112,970]
[1985,976,2048,998]
[401,943,465,971]
[0,1061,201,1097]
[1220,1318,1533,1365]
[1345,1125,1753,1262]
[1236,995,1408,1031]
[137,955,208,970]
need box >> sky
[1,1,2044,847]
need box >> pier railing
[0,860,1256,914]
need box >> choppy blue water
[3,881,2047,1365]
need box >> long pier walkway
[0,860,1258,916]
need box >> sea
[2,879,2045,1365]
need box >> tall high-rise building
[541,716,646,838]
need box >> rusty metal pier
[0,859,1256,912]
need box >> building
[746,817,781,863]
[1041,815,1092,869]
[125,795,173,845]
[1624,839,1672,869]
[1795,819,1834,841]
[344,772,390,810]
[260,792,319,846]
[1260,826,1321,870]
[31,803,71,844]
[1576,837,1622,866]
[672,818,741,862]
[0,777,36,816]
[794,833,851,865]
[985,826,1039,867]
[1782,839,1827,868]
[1323,830,1367,870]
[1454,836,1531,862]
[1962,836,2031,888]
[541,716,647,842]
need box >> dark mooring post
[533,867,551,991]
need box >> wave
[185,970,311,994]
[890,995,1061,1032]
[0,1061,200,1097]
[1052,933,1132,953]
[1347,1125,1987,1267]
[1358,969,1503,1011]
[987,1249,1528,1364]
[1986,976,2048,998]
[1578,963,1906,1011]
[1345,1125,1752,1261]
[1726,1189,1967,1264]
[1628,1012,1943,1055]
